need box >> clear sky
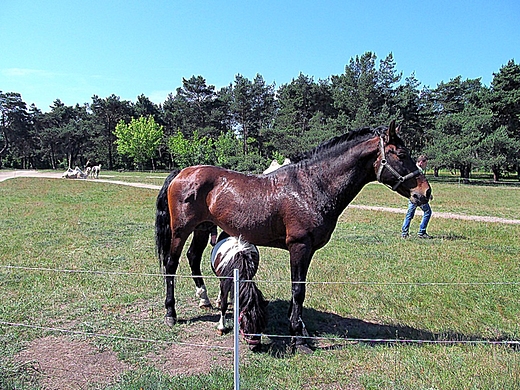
[1,0,518,111]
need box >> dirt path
[348,205,520,225]
[0,169,162,189]
[2,170,519,225]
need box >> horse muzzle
[245,336,262,352]
[411,188,431,206]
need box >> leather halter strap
[376,136,422,191]
[238,310,261,345]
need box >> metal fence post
[233,268,240,390]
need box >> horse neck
[239,281,268,331]
[304,138,378,212]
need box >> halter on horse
[155,120,431,351]
[211,235,268,351]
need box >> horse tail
[155,170,180,270]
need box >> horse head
[239,294,268,352]
[375,120,431,205]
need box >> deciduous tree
[114,116,164,170]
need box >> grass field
[1,173,519,389]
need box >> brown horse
[155,120,431,351]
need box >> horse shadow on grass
[177,300,516,357]
[259,300,517,357]
[434,233,468,241]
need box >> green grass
[1,174,519,389]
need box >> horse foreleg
[217,281,230,335]
[187,229,212,308]
[288,241,314,352]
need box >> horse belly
[209,195,286,247]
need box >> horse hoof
[248,343,262,353]
[217,329,225,336]
[294,343,314,354]
[164,316,176,327]
[199,303,213,310]
[291,337,314,354]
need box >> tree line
[1,52,519,180]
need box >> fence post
[233,268,240,390]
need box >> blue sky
[1,0,518,111]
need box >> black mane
[290,125,387,164]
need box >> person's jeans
[401,200,432,235]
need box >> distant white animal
[263,158,291,174]
[90,164,101,179]
[62,166,87,179]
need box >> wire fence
[1,263,519,388]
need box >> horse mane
[290,125,387,164]
[240,280,268,335]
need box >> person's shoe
[401,233,409,239]
[417,233,432,239]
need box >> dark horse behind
[155,120,431,351]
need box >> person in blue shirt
[401,155,433,239]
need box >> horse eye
[396,148,409,158]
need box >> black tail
[155,170,180,270]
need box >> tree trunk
[50,147,56,170]
[459,164,471,184]
[492,166,501,182]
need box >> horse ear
[387,120,397,142]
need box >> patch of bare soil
[13,318,252,389]
[15,336,130,390]
[146,321,237,377]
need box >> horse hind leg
[196,286,211,308]
[187,228,212,308]
[163,229,192,326]
[215,290,233,308]
[163,245,181,327]
[215,290,222,308]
